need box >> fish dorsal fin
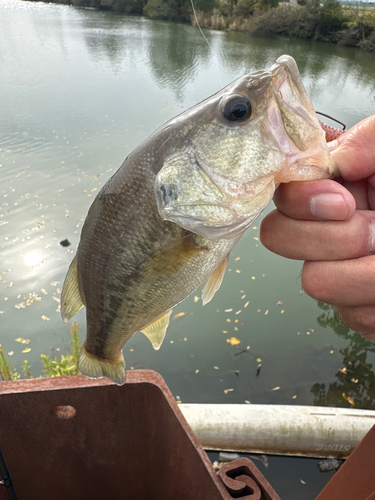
[202,254,229,306]
[140,309,173,350]
[61,254,85,323]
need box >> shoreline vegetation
[29,0,375,52]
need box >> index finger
[330,115,375,182]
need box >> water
[1,0,375,412]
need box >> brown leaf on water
[342,393,355,406]
[339,367,347,374]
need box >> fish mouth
[268,55,337,180]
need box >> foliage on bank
[39,0,375,52]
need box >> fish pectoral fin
[78,344,126,386]
[61,254,85,323]
[202,254,229,306]
[140,309,173,350]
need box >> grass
[0,322,82,381]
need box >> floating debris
[224,388,234,394]
[226,337,240,346]
[195,369,199,374]
[342,393,355,406]
[235,310,241,315]
[281,310,285,314]
[256,364,262,377]
[15,338,30,344]
[60,239,71,247]
[173,312,186,320]
[244,301,250,308]
[219,452,241,462]
[225,308,233,312]
[193,296,199,303]
[318,459,342,473]
[41,315,50,321]
[22,348,31,353]
[271,386,280,391]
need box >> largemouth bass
[61,55,336,385]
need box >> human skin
[260,115,375,342]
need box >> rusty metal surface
[0,371,279,500]
[218,458,281,500]
[316,423,375,500]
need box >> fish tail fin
[61,255,85,323]
[78,344,126,386]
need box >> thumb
[330,115,375,182]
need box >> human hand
[260,115,375,342]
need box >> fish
[61,55,336,386]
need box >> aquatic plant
[0,322,82,381]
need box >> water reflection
[311,302,375,410]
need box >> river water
[1,1,375,493]
[2,0,375,400]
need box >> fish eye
[221,95,252,122]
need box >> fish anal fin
[141,309,173,350]
[202,254,229,306]
[61,255,85,323]
[78,344,126,386]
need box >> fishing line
[189,0,224,87]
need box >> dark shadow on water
[311,302,375,410]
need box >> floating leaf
[193,296,199,303]
[173,312,186,320]
[224,388,234,394]
[342,393,355,406]
[281,310,285,314]
[271,386,280,391]
[22,348,31,353]
[256,357,262,362]
[195,369,199,374]
[236,269,241,273]
[226,337,241,346]
[225,308,233,312]
[41,315,50,321]
[339,367,347,374]
[7,351,14,356]
[15,338,31,344]
[244,301,250,308]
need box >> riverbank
[34,0,375,52]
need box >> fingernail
[310,193,348,219]
[327,139,338,151]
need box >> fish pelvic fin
[202,253,229,306]
[78,344,126,386]
[61,254,85,323]
[140,309,173,350]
